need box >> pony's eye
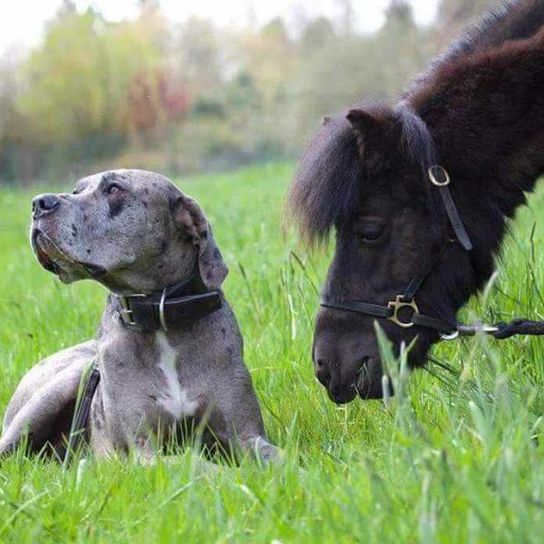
[107,183,122,195]
[358,223,385,243]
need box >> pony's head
[288,104,491,403]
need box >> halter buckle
[387,295,419,328]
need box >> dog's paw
[247,436,285,465]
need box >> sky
[0,0,440,56]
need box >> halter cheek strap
[428,166,473,251]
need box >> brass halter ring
[387,295,419,328]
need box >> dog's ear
[172,195,228,289]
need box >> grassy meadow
[1,163,544,542]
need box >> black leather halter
[319,111,544,343]
[318,102,483,338]
[321,164,469,337]
[114,264,222,332]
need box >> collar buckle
[116,293,146,327]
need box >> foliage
[1,164,544,541]
[0,0,494,184]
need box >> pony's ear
[172,195,228,289]
[346,109,378,137]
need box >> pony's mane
[405,0,544,98]
[287,0,544,244]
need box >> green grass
[1,163,544,543]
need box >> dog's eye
[107,184,122,195]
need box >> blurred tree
[177,18,223,99]
[376,0,432,96]
[17,7,163,146]
[18,9,108,145]
[58,0,76,16]
[300,17,336,53]
[0,48,29,182]
[138,0,160,9]
[286,0,433,146]
[1,0,500,183]
[0,50,21,142]
[385,0,414,25]
[336,0,355,37]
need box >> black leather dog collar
[114,269,222,332]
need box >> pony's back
[406,0,544,97]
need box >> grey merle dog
[0,169,278,463]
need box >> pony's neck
[412,29,544,222]
[409,30,544,299]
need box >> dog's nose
[32,194,60,218]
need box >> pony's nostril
[316,367,330,386]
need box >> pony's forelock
[286,104,443,245]
[286,115,361,245]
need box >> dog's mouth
[31,229,107,279]
[31,229,63,274]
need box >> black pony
[287,0,544,403]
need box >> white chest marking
[155,332,197,419]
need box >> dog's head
[30,169,228,294]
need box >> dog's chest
[155,332,198,420]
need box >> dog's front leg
[214,372,283,464]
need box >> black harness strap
[64,364,100,464]
[321,297,454,333]
[412,313,453,333]
[320,299,392,320]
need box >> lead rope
[443,319,544,341]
